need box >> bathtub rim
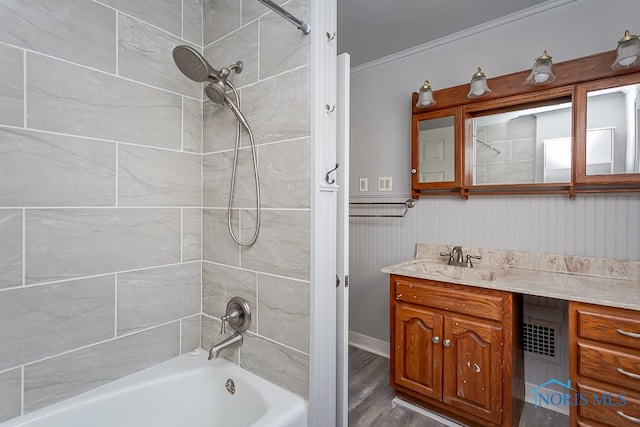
[1,349,307,427]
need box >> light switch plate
[378,177,392,191]
[359,177,368,192]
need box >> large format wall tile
[0,210,22,289]
[203,99,237,153]
[99,0,182,36]
[24,322,180,412]
[183,97,203,153]
[26,54,181,149]
[241,210,309,280]
[257,274,309,352]
[259,0,309,79]
[0,275,115,371]
[203,150,256,208]
[0,369,20,423]
[117,263,201,334]
[118,15,201,98]
[202,262,256,331]
[243,66,309,144]
[203,0,241,46]
[181,314,201,353]
[118,145,201,207]
[242,0,286,24]
[203,209,240,266]
[25,209,181,284]
[183,0,203,45]
[0,128,116,207]
[204,21,258,89]
[0,44,23,127]
[182,208,202,262]
[240,332,309,397]
[0,0,116,72]
[258,138,309,208]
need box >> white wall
[348,0,640,344]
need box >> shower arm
[257,0,310,34]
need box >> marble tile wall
[0,0,203,423]
[201,0,311,398]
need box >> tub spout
[208,332,243,360]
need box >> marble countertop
[382,244,640,311]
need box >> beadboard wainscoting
[349,194,640,344]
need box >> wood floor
[348,346,569,427]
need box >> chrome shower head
[172,45,217,82]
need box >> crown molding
[350,0,579,75]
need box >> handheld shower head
[205,82,250,130]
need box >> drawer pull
[616,328,640,339]
[617,410,640,424]
[617,367,640,380]
[432,336,440,344]
[443,339,451,347]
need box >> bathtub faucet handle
[218,297,251,335]
[220,310,239,334]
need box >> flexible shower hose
[226,81,261,246]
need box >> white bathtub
[2,351,307,427]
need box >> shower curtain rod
[258,0,310,34]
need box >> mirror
[471,99,573,185]
[417,115,455,183]
[585,83,640,175]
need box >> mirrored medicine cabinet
[411,50,640,198]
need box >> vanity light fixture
[416,80,436,108]
[467,67,492,98]
[612,30,640,70]
[525,50,556,85]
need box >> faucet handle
[439,251,454,260]
[465,254,482,267]
[220,315,228,334]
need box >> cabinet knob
[432,336,440,344]
[443,339,451,347]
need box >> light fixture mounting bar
[257,0,310,34]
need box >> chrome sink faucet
[440,246,482,268]
[208,297,252,360]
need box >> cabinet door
[394,303,443,400]
[442,315,503,424]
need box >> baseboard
[392,397,463,426]
[348,331,390,358]
[525,382,570,416]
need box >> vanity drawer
[578,342,640,392]
[576,383,640,427]
[392,276,504,322]
[575,304,640,351]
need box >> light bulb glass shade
[612,30,640,70]
[416,80,436,108]
[525,51,556,85]
[467,67,492,99]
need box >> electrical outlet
[378,177,392,191]
[359,177,368,192]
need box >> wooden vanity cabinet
[569,302,640,427]
[390,275,524,426]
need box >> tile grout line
[114,273,118,338]
[115,143,119,207]
[22,49,27,129]
[115,11,119,75]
